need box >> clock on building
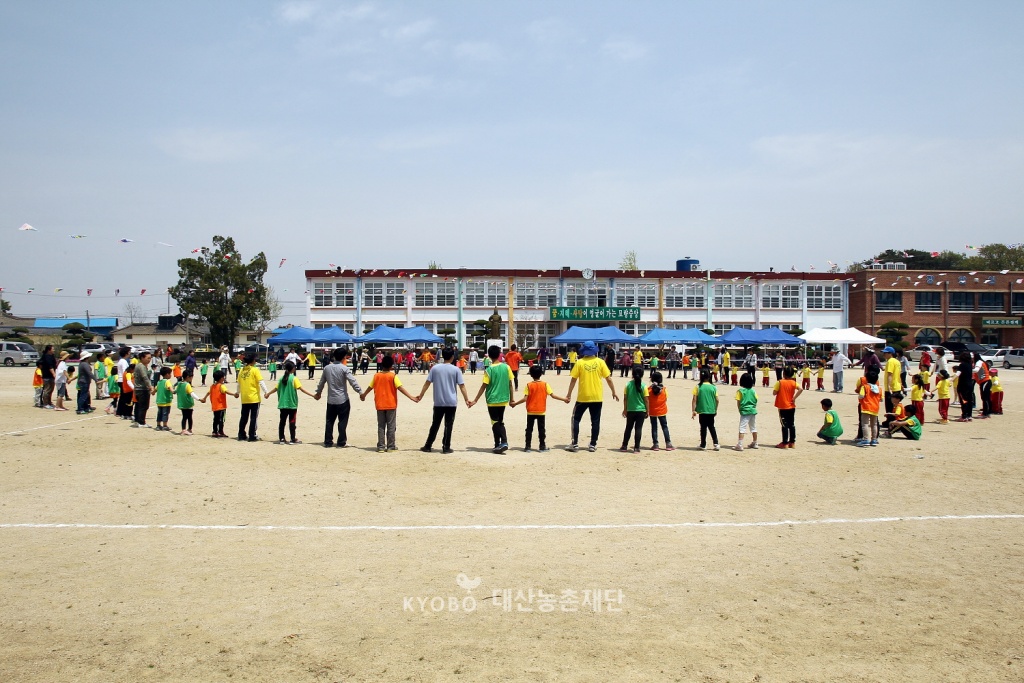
[581,268,595,280]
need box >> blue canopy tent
[356,325,443,344]
[267,326,318,345]
[550,325,639,344]
[311,326,357,344]
[637,327,721,345]
[718,327,805,345]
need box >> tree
[848,244,1024,273]
[168,236,271,348]
[253,286,283,345]
[877,320,910,351]
[619,250,639,270]
[437,327,457,348]
[963,243,1024,271]
[61,322,94,352]
[122,302,145,324]
[0,297,11,315]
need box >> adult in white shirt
[829,350,849,393]
[218,347,232,376]
[468,349,479,374]
[285,349,301,368]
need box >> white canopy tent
[799,327,886,345]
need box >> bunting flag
[207,289,216,293]
[223,255,231,260]
[26,288,34,293]
[19,224,36,231]
[1017,279,1024,284]
[328,263,338,268]
[87,289,92,296]
[68,234,87,239]
[191,248,202,253]
[1000,269,1010,274]
[119,238,134,243]
[115,289,120,296]
[900,251,912,258]
[965,244,977,250]
[278,258,287,268]
[140,289,147,296]
[247,288,255,293]
[54,288,63,293]
[930,251,940,257]
[156,242,174,247]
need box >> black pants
[77,387,91,412]
[622,411,645,448]
[958,381,974,418]
[133,391,150,425]
[778,408,796,444]
[512,369,519,390]
[978,380,992,416]
[620,364,631,377]
[698,413,718,447]
[213,409,225,435]
[425,406,457,451]
[238,403,260,439]
[667,361,677,378]
[487,406,507,447]
[180,408,193,431]
[775,367,784,381]
[308,366,315,379]
[117,389,133,417]
[41,379,55,407]
[324,401,352,446]
[884,391,895,415]
[525,414,546,449]
[571,402,603,447]
[279,408,297,441]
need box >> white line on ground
[0,514,1021,532]
[1,414,107,436]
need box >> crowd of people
[29,340,1005,452]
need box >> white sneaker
[713,444,720,451]
[733,444,744,451]
[749,442,759,449]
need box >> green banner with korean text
[981,317,1021,328]
[550,307,641,322]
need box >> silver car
[1,341,40,366]
[1002,349,1024,369]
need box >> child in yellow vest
[991,369,1003,415]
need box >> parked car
[191,344,217,354]
[903,344,947,362]
[980,348,1009,364]
[81,342,119,357]
[0,341,40,366]
[1002,348,1024,369]
[941,341,988,357]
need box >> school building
[847,267,1024,347]
[304,263,850,348]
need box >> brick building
[848,268,1024,347]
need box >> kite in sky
[279,258,287,268]
[119,238,134,243]
[19,224,37,231]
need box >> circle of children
[32,339,1004,452]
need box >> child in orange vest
[510,365,568,451]
[360,354,419,452]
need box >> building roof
[34,317,118,329]
[304,267,847,281]
[849,269,1024,290]
[111,323,190,336]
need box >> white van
[1,341,40,366]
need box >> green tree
[168,236,270,348]
[877,320,910,351]
[61,322,94,352]
[619,250,639,270]
[963,243,1024,271]
[0,297,11,315]
[847,248,966,273]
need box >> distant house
[111,323,191,348]
[33,317,119,337]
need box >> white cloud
[383,18,434,42]
[602,38,650,62]
[154,128,260,163]
[453,41,500,62]
[278,1,318,23]
[384,76,434,97]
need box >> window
[981,328,1001,346]
[713,283,754,308]
[806,284,841,309]
[515,322,559,348]
[314,322,356,333]
[564,280,607,307]
[914,328,941,345]
[414,282,455,307]
[619,323,656,337]
[947,328,975,343]
[875,291,902,312]
[614,282,657,308]
[949,292,974,311]
[515,281,557,308]
[713,323,753,335]
[978,292,1004,312]
[664,282,704,308]
[914,292,941,312]
[363,282,405,307]
[463,281,508,307]
[312,281,355,307]
[762,284,800,309]
[1013,292,1024,312]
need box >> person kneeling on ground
[888,404,923,440]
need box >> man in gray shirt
[315,348,362,448]
[416,348,470,453]
[829,350,849,393]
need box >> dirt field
[1,363,1022,682]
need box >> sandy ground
[1,363,1022,682]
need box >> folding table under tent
[637,328,721,345]
[550,325,639,344]
[356,325,444,345]
[267,326,319,345]
[798,327,886,345]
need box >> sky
[2,1,1023,325]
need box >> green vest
[821,409,843,438]
[624,382,647,412]
[277,375,299,409]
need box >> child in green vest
[268,358,278,380]
[175,369,205,435]
[816,398,843,445]
[620,367,647,453]
[199,360,209,385]
[155,367,174,431]
[692,369,719,450]
[264,360,317,444]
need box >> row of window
[876,291,1024,312]
[312,281,843,310]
